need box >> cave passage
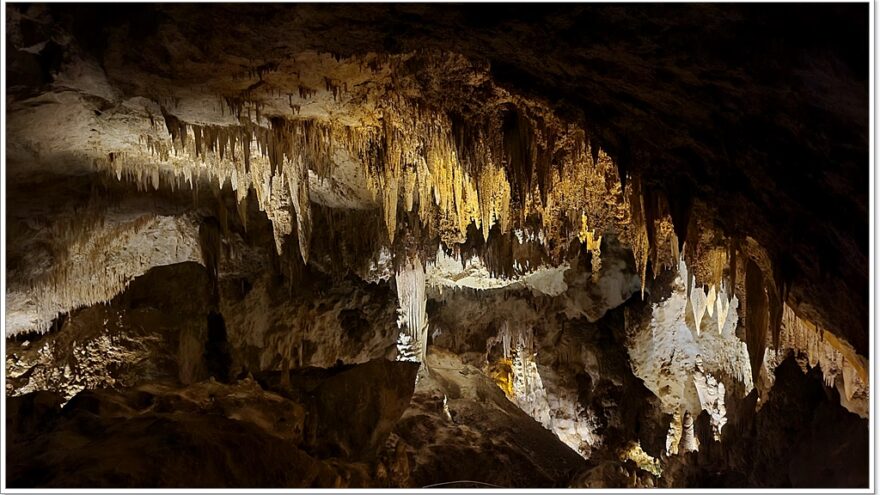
[4,3,870,491]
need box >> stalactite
[775,303,868,417]
[706,285,717,318]
[266,172,293,255]
[715,286,730,335]
[198,216,222,304]
[768,283,783,349]
[745,259,768,384]
[500,322,513,360]
[690,283,708,335]
[140,86,639,283]
[395,255,429,363]
[628,177,650,298]
[285,154,312,263]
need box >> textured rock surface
[5,4,868,357]
[660,357,869,488]
[393,348,588,488]
[305,359,420,459]
[4,3,868,489]
[7,262,213,399]
[7,381,362,488]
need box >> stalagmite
[666,411,683,456]
[681,411,699,453]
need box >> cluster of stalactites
[681,236,774,388]
[492,322,552,428]
[138,94,642,277]
[395,255,429,363]
[776,304,868,415]
[357,94,511,247]
[717,240,788,386]
[625,178,685,299]
[688,280,733,337]
[137,90,839,349]
[133,112,331,262]
[496,321,535,361]
[674,249,735,338]
[27,213,201,334]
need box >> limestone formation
[4,4,868,490]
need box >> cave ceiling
[3,3,871,490]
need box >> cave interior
[3,3,871,489]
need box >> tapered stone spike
[691,284,708,336]
[716,291,730,335]
[706,285,716,318]
[745,260,768,385]
[395,256,428,363]
[127,84,650,283]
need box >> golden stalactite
[488,358,515,398]
[642,190,678,278]
[578,214,603,280]
[745,259,768,385]
[135,82,647,281]
[777,304,868,416]
[627,176,650,299]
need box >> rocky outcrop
[7,359,422,488]
[393,349,588,488]
[3,3,868,489]
[7,262,213,399]
[7,381,350,488]
[304,359,420,459]
[661,356,869,488]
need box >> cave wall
[4,3,869,490]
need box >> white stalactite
[690,282,708,335]
[768,304,869,418]
[706,285,716,317]
[395,256,429,363]
[716,287,730,335]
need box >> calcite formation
[395,256,429,363]
[4,4,868,490]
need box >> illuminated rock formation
[4,3,868,490]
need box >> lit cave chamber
[4,4,869,490]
